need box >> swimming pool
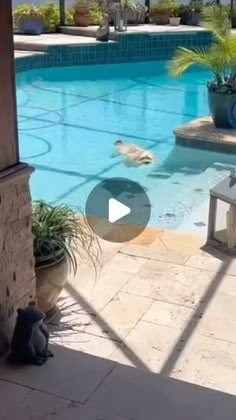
[16,60,236,230]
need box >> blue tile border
[15,31,213,72]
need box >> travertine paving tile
[186,255,236,276]
[67,264,134,313]
[172,333,236,395]
[1,385,128,420]
[195,292,236,343]
[123,259,216,308]
[85,292,153,340]
[50,329,118,359]
[121,243,189,264]
[110,320,182,372]
[104,253,147,273]
[142,300,193,329]
[87,361,236,420]
[0,345,115,403]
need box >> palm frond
[168,46,225,81]
[168,5,236,90]
[202,5,231,40]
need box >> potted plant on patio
[230,5,236,28]
[169,3,181,25]
[186,0,203,25]
[13,4,44,35]
[127,1,146,24]
[149,0,173,25]
[168,5,236,129]
[72,0,92,27]
[33,200,101,316]
[179,4,191,25]
[40,3,60,33]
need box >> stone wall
[0,164,36,356]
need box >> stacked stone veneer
[0,165,36,356]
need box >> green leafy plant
[168,5,236,93]
[169,2,180,17]
[13,4,42,25]
[150,0,176,15]
[32,200,102,275]
[73,0,91,12]
[90,1,104,24]
[189,0,203,13]
[120,0,137,10]
[111,0,137,12]
[40,3,59,32]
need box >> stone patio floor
[1,228,236,419]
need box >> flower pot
[231,13,236,29]
[169,17,181,26]
[187,12,201,26]
[208,89,236,129]
[73,10,90,27]
[18,16,43,35]
[179,10,190,25]
[35,249,69,315]
[152,12,169,25]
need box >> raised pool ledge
[174,116,236,154]
[14,30,212,72]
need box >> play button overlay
[109,198,131,223]
[85,177,151,243]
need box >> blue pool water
[16,60,236,229]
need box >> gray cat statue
[8,304,54,365]
[96,13,110,42]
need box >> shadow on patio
[1,235,236,419]
[0,341,236,419]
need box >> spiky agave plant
[168,5,236,93]
[32,200,102,276]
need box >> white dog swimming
[111,140,156,167]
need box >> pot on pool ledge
[208,89,236,129]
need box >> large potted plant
[33,201,101,316]
[40,3,60,33]
[150,0,173,25]
[13,4,43,35]
[127,1,146,24]
[230,5,236,28]
[72,0,91,26]
[179,4,191,25]
[169,3,181,25]
[187,0,203,25]
[168,5,236,129]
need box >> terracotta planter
[73,10,90,27]
[208,89,236,129]
[169,17,181,26]
[152,12,169,25]
[35,249,69,315]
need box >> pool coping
[14,29,213,73]
[174,116,236,153]
[59,24,208,39]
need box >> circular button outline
[85,177,151,243]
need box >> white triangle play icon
[108,198,131,223]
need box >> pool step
[149,167,229,229]
[148,171,172,179]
